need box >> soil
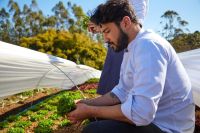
[0,88,60,121]
[0,83,200,133]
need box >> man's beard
[108,27,129,52]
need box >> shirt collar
[125,28,144,52]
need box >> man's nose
[103,34,110,43]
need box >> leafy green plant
[20,90,33,97]
[57,94,75,116]
[43,104,57,111]
[30,105,41,112]
[83,89,97,94]
[37,110,48,115]
[37,119,53,128]
[6,115,21,122]
[49,114,60,120]
[14,121,32,128]
[59,119,71,127]
[85,78,99,83]
[67,91,82,100]
[46,99,59,106]
[34,127,53,133]
[29,114,44,122]
[7,127,25,133]
[0,121,8,129]
[20,110,33,116]
[34,119,53,133]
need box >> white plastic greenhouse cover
[0,41,101,98]
[0,41,200,107]
[179,48,200,107]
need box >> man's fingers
[74,99,82,104]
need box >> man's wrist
[87,105,98,118]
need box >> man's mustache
[107,41,115,46]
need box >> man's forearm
[80,92,121,106]
[89,104,133,124]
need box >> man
[89,0,148,95]
[68,0,195,133]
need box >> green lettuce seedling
[57,94,75,116]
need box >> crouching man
[68,0,195,133]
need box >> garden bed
[0,82,98,133]
[0,82,200,133]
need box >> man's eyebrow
[102,27,109,33]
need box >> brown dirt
[0,88,60,121]
[1,83,200,133]
[71,83,98,91]
[54,124,84,133]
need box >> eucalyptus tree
[28,0,45,36]
[0,8,11,42]
[52,1,69,30]
[8,0,23,44]
[160,10,189,40]
[43,15,57,29]
[69,4,87,33]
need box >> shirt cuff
[111,87,127,103]
[121,95,133,122]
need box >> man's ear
[121,16,131,29]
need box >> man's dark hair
[90,0,139,26]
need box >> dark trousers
[82,120,164,133]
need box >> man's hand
[67,103,92,124]
[74,99,90,104]
[88,21,101,33]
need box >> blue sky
[0,0,200,33]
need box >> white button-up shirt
[112,29,195,133]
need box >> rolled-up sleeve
[121,40,168,126]
[112,77,129,103]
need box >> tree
[160,10,189,40]
[29,0,45,36]
[69,4,87,33]
[52,1,69,29]
[8,0,23,44]
[43,15,57,29]
[0,8,11,43]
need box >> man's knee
[82,121,100,133]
